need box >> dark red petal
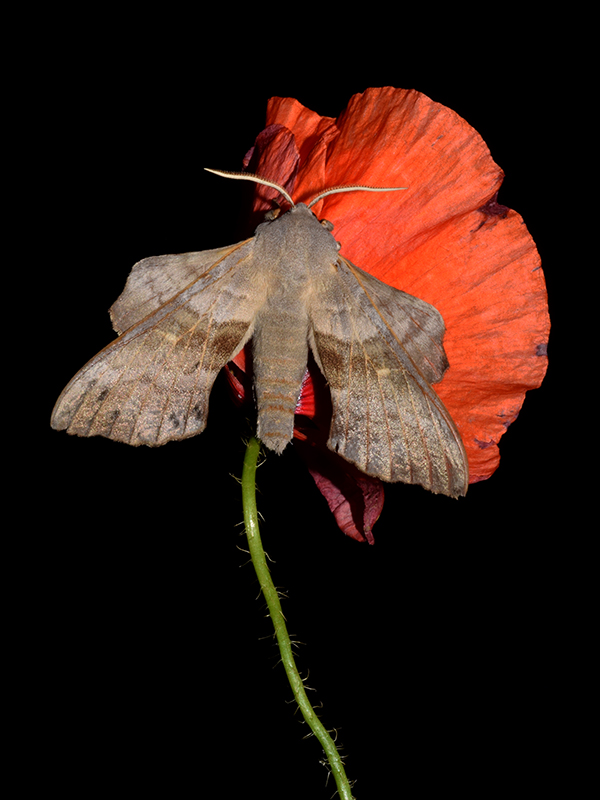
[242,124,299,221]
[293,437,383,544]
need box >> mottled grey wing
[308,255,468,497]
[51,239,264,446]
[110,240,251,333]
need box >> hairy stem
[241,437,355,800]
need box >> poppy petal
[251,88,549,483]
[293,437,383,544]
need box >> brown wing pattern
[309,256,468,496]
[110,240,252,333]
[51,242,264,446]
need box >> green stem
[241,437,355,800]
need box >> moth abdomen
[255,387,299,454]
[252,311,310,454]
[253,361,308,454]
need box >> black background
[22,15,584,800]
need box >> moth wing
[110,240,251,333]
[309,256,468,497]
[52,239,264,446]
[342,260,450,384]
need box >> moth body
[251,205,340,453]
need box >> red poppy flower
[225,87,549,543]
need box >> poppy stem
[241,436,355,800]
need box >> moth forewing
[110,240,254,334]
[338,258,450,385]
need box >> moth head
[204,168,407,211]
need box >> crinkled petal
[243,124,299,219]
[398,202,548,480]
[293,437,383,544]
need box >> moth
[52,169,468,497]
